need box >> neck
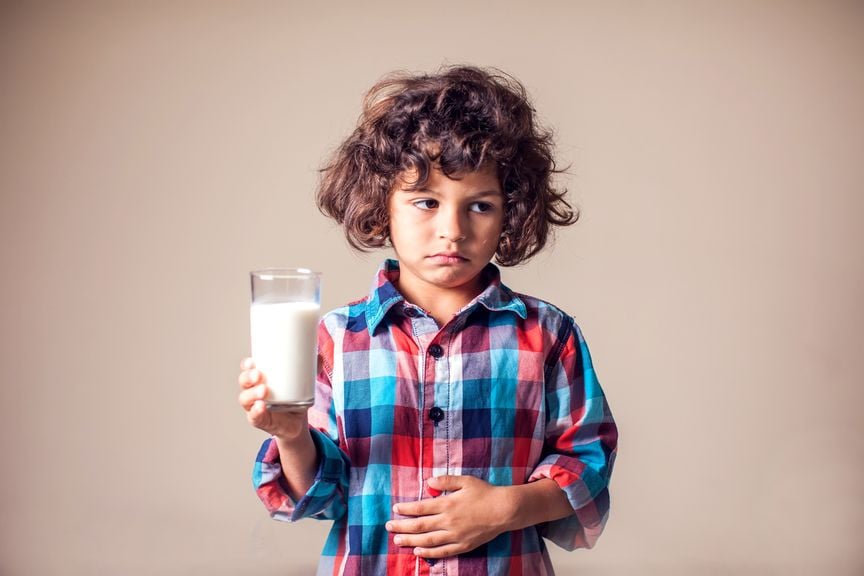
[396,276,486,327]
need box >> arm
[385,474,574,559]
[239,360,320,500]
[506,477,574,531]
[274,425,319,500]
[247,320,351,522]
[527,318,618,550]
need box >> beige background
[1,1,862,575]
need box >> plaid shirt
[254,259,618,575]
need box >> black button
[428,344,444,358]
[428,406,444,424]
[404,307,420,318]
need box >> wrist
[274,424,312,448]
[273,426,318,501]
[269,409,311,442]
[499,484,526,533]
[501,479,573,532]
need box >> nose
[436,207,466,242]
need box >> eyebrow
[403,188,503,198]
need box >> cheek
[387,210,427,247]
[386,206,405,237]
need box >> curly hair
[316,65,578,266]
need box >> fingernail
[393,536,402,545]
[385,522,393,531]
[427,487,442,497]
[243,358,254,369]
[392,504,399,514]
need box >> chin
[429,268,479,287]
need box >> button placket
[418,331,450,576]
[426,344,445,429]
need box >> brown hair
[316,65,578,266]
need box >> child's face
[388,163,504,297]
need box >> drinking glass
[249,268,321,409]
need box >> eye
[469,202,495,213]
[413,199,438,210]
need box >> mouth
[428,252,469,264]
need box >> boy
[239,65,617,575]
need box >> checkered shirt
[253,259,618,575]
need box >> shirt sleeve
[252,319,351,522]
[528,317,618,550]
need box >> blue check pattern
[253,259,618,575]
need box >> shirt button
[404,307,420,318]
[428,406,444,424]
[428,344,444,358]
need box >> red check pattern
[253,259,618,575]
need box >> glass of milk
[250,268,321,410]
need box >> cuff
[252,427,349,522]
[528,454,612,550]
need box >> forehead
[396,163,501,193]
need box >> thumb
[427,474,465,496]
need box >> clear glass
[249,268,321,410]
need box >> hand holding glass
[250,269,321,409]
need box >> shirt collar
[365,258,527,334]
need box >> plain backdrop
[1,1,862,575]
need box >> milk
[250,301,320,404]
